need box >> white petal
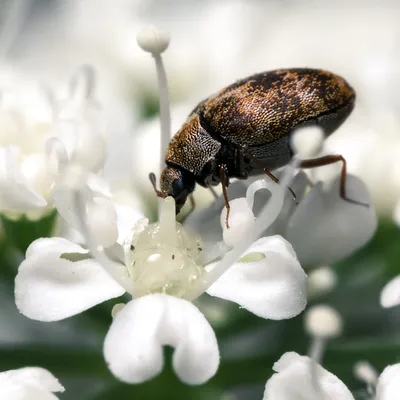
[53,116,106,173]
[115,204,145,244]
[104,295,219,385]
[0,367,64,400]
[285,174,377,266]
[0,146,47,211]
[380,276,400,308]
[376,363,400,400]
[206,236,307,319]
[87,196,118,247]
[15,238,125,321]
[263,352,355,400]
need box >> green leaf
[1,210,58,253]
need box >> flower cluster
[0,17,397,400]
[0,65,106,221]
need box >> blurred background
[0,1,400,399]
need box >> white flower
[264,352,354,400]
[15,185,307,385]
[0,65,106,220]
[186,171,377,267]
[0,367,64,400]
[263,352,400,400]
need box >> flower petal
[376,363,400,400]
[285,174,377,266]
[206,236,307,320]
[0,145,47,211]
[380,275,400,308]
[15,238,125,321]
[104,294,219,385]
[0,367,64,400]
[115,203,145,244]
[263,352,355,400]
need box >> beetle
[151,68,364,226]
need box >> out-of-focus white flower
[0,367,64,400]
[376,363,400,400]
[263,352,355,400]
[380,275,400,308]
[0,65,106,220]
[264,352,400,400]
[15,178,307,384]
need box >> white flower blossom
[0,65,106,220]
[263,352,400,400]
[15,179,307,384]
[0,367,64,400]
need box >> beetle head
[159,166,195,214]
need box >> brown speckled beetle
[153,68,361,225]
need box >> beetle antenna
[149,172,166,198]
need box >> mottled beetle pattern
[156,68,357,217]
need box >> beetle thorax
[165,113,221,175]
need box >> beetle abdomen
[195,68,355,146]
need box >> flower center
[127,197,205,299]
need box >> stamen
[187,158,300,300]
[307,266,338,298]
[304,304,343,399]
[353,360,378,396]
[290,126,324,158]
[136,26,171,179]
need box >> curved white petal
[0,367,64,400]
[376,363,400,400]
[15,238,125,321]
[104,295,219,385]
[0,145,47,211]
[285,174,377,266]
[380,275,400,308]
[263,352,355,400]
[206,236,307,320]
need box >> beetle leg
[299,155,369,207]
[219,166,231,229]
[243,148,297,201]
